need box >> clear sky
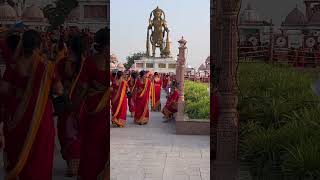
[110,0,210,68]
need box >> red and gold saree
[77,57,108,180]
[128,78,136,114]
[134,78,151,125]
[56,57,84,176]
[150,77,162,111]
[3,54,57,180]
[162,88,179,119]
[111,78,127,127]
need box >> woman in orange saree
[162,81,180,121]
[0,30,63,180]
[56,35,85,177]
[111,71,127,127]
[77,28,109,180]
[134,71,151,125]
[150,72,162,112]
[128,71,137,117]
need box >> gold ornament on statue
[146,6,171,58]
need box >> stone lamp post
[176,37,187,122]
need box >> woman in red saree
[77,28,108,180]
[162,74,169,89]
[54,37,68,63]
[162,81,179,121]
[0,30,63,180]
[111,71,127,127]
[150,72,162,112]
[56,35,85,177]
[133,70,151,125]
[128,71,137,117]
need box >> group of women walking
[0,27,108,180]
[110,70,180,128]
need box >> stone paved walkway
[110,91,210,180]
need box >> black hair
[6,33,20,52]
[131,71,137,79]
[112,71,117,78]
[68,35,85,73]
[154,72,158,76]
[139,70,145,77]
[22,30,41,57]
[116,71,123,79]
[94,28,108,52]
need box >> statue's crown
[153,6,162,14]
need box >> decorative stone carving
[212,0,240,179]
[176,37,187,122]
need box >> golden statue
[146,6,171,58]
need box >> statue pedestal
[133,56,177,74]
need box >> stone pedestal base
[133,57,176,74]
[212,160,239,180]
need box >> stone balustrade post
[176,37,187,122]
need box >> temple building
[0,0,109,31]
[239,3,273,46]
[197,56,210,76]
[280,0,320,48]
[65,0,109,32]
[0,0,48,30]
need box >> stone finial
[178,36,187,47]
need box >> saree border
[6,61,55,180]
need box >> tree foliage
[124,51,147,69]
[43,0,78,30]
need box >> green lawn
[239,63,320,180]
[184,81,210,119]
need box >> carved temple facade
[240,0,320,49]
[0,0,109,32]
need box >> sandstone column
[212,0,240,179]
[176,37,187,122]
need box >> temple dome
[22,5,45,21]
[198,63,206,71]
[67,6,80,21]
[205,56,210,64]
[0,2,17,20]
[110,54,118,63]
[240,3,260,23]
[282,7,306,26]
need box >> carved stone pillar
[176,37,187,122]
[212,0,240,179]
[210,0,218,176]
[176,54,180,83]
